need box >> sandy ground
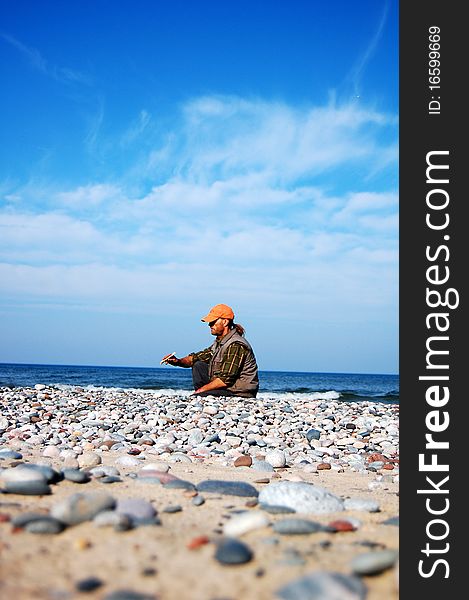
[0,451,399,600]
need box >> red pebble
[367,453,387,463]
[187,535,210,550]
[328,520,356,532]
[234,455,252,467]
[0,513,11,523]
[317,463,331,470]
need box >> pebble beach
[0,384,399,600]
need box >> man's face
[208,318,228,337]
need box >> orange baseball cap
[201,304,235,322]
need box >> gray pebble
[12,512,55,528]
[103,591,157,600]
[90,466,120,478]
[75,577,104,592]
[22,463,63,484]
[4,480,52,495]
[251,459,275,472]
[163,504,182,513]
[368,461,384,469]
[214,537,254,565]
[93,511,133,530]
[167,452,192,463]
[1,465,48,484]
[273,518,330,535]
[0,449,23,460]
[135,476,163,485]
[344,498,380,512]
[99,476,122,484]
[306,429,321,442]
[197,480,258,497]
[24,517,66,534]
[163,479,196,491]
[116,498,156,523]
[62,468,91,484]
[381,516,399,526]
[51,491,116,525]
[351,549,399,575]
[259,504,296,514]
[276,571,367,600]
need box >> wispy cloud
[175,96,395,184]
[344,0,390,97]
[84,96,105,155]
[1,32,92,86]
[120,110,152,146]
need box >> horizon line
[0,360,398,378]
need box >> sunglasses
[208,318,221,327]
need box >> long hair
[228,320,245,336]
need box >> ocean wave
[337,390,400,403]
[48,384,398,404]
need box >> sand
[0,452,398,600]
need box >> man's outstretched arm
[162,354,193,367]
[194,377,227,394]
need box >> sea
[0,363,399,404]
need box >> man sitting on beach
[161,304,259,398]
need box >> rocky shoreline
[0,385,399,600]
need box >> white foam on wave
[49,383,341,402]
[147,388,193,397]
[145,389,341,401]
[53,383,193,397]
[257,390,341,401]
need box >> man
[161,304,259,398]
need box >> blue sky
[0,0,398,374]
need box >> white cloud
[176,96,396,184]
[331,191,398,233]
[0,212,151,264]
[0,94,398,326]
[0,255,396,316]
[56,184,122,208]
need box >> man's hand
[160,352,177,365]
[161,354,194,368]
[194,377,227,394]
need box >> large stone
[259,481,344,514]
[116,498,156,522]
[1,465,47,484]
[51,491,116,525]
[78,452,102,469]
[265,449,287,468]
